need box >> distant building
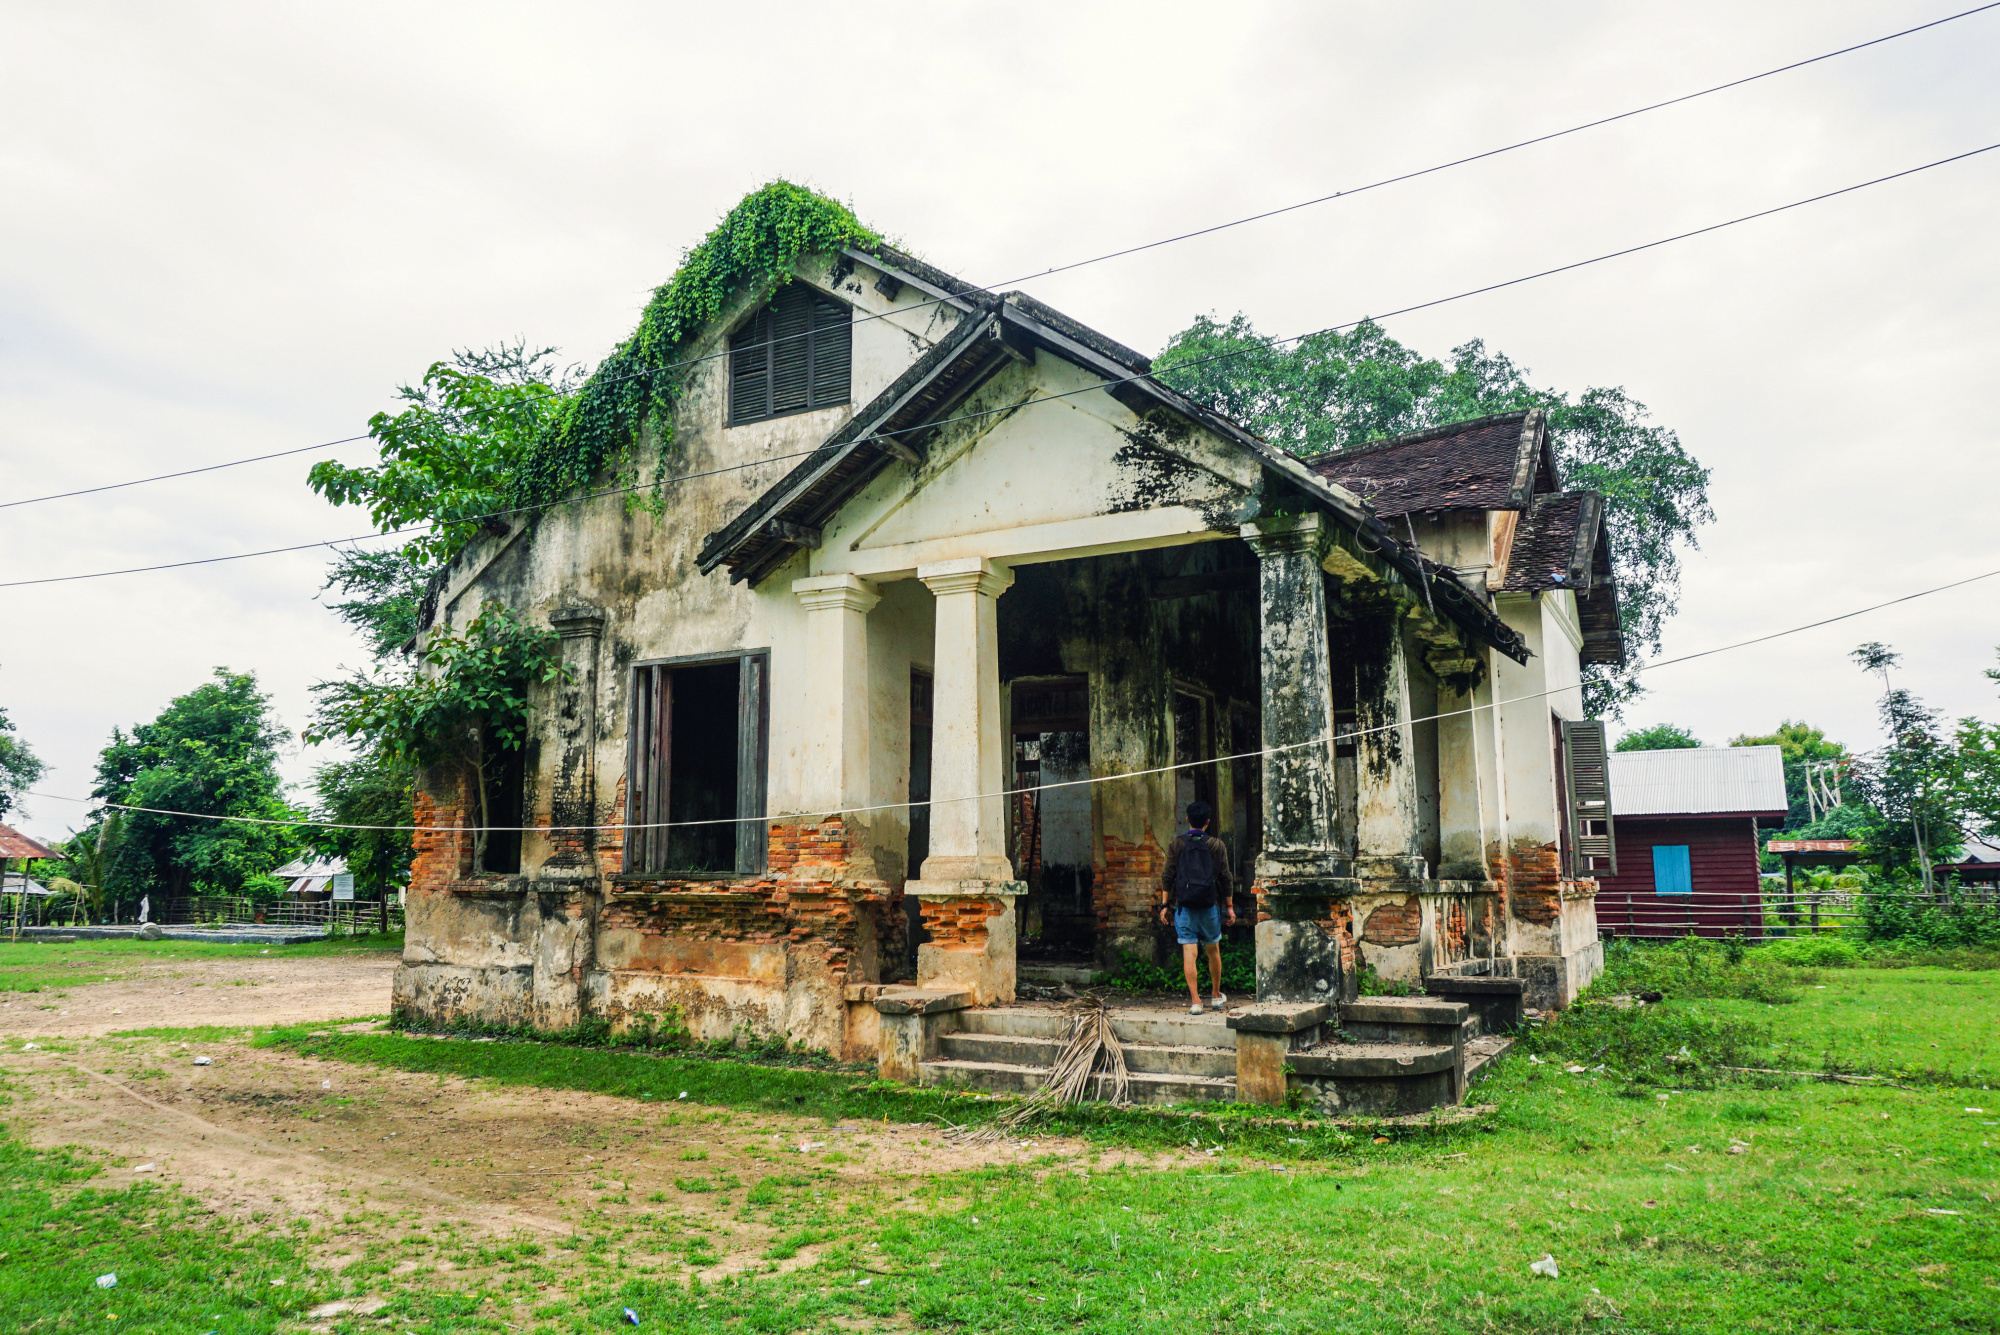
[1594,746,1788,937]
[270,858,353,899]
[1936,835,2000,886]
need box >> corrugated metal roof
[0,824,56,860]
[1609,745,1788,817]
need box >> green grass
[254,964,2000,1332]
[0,1118,315,1331]
[1679,967,2000,1085]
[0,931,402,993]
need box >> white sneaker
[1209,994,1227,1010]
[1188,1003,1205,1015]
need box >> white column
[1435,662,1492,883]
[911,557,1016,885]
[792,574,881,815]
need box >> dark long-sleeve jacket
[1160,831,1235,910]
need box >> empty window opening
[626,655,768,876]
[728,282,852,426]
[479,740,526,875]
[1172,688,1217,821]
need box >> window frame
[623,650,770,878]
[726,282,853,427]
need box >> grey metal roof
[1608,745,1788,817]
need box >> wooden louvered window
[728,283,852,426]
[1560,718,1619,877]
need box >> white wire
[26,562,1999,834]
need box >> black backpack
[1175,831,1219,910]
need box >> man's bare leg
[1182,943,1203,1007]
[1204,940,1225,1000]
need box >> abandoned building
[395,223,1628,1110]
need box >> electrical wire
[10,1,1994,512]
[23,561,2000,833]
[0,436,372,510]
[8,140,1995,592]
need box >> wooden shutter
[734,653,769,874]
[808,291,851,408]
[726,284,851,425]
[1560,718,1618,877]
[729,309,771,425]
[768,286,812,415]
[626,665,673,874]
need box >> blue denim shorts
[1174,904,1223,945]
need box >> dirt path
[0,957,1170,1325]
[0,950,397,1038]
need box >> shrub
[1858,876,2000,948]
[1523,998,1772,1089]
[1596,935,1811,1004]
[1102,940,1255,994]
[1751,937,1861,968]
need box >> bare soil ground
[0,949,397,1038]
[0,951,1170,1327]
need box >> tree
[307,343,586,567]
[306,606,565,871]
[1613,723,1703,752]
[89,669,299,913]
[1151,317,1713,717]
[318,547,434,659]
[1729,720,1853,828]
[1847,643,1958,895]
[0,677,47,819]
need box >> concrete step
[958,1006,1238,1049]
[1425,974,1527,1033]
[1018,963,1103,986]
[1465,1034,1513,1086]
[1338,996,1469,1045]
[936,1030,1237,1080]
[919,1058,1236,1105]
[1286,1041,1457,1079]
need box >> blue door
[1653,845,1693,896]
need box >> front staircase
[911,991,1514,1113]
[922,1005,1239,1104]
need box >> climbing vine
[511,181,882,513]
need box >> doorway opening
[1011,675,1094,963]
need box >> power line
[24,561,1999,833]
[0,436,371,510]
[8,138,1993,591]
[10,1,1994,512]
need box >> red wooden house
[1594,746,1788,938]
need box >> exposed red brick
[1360,896,1420,946]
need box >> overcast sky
[4,0,1997,844]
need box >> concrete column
[906,557,1023,1004]
[544,606,606,872]
[1353,613,1427,883]
[791,574,881,814]
[1433,660,1491,883]
[911,557,1015,884]
[1242,515,1351,1005]
[1240,515,1341,873]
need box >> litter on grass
[133,1163,155,1173]
[623,1308,641,1326]
[95,1274,117,1289]
[1530,1255,1560,1279]
[192,1056,213,1066]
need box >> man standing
[1158,800,1236,1014]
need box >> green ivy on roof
[511,181,882,513]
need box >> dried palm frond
[955,994,1129,1142]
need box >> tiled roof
[1501,491,1598,592]
[1306,410,1555,514]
